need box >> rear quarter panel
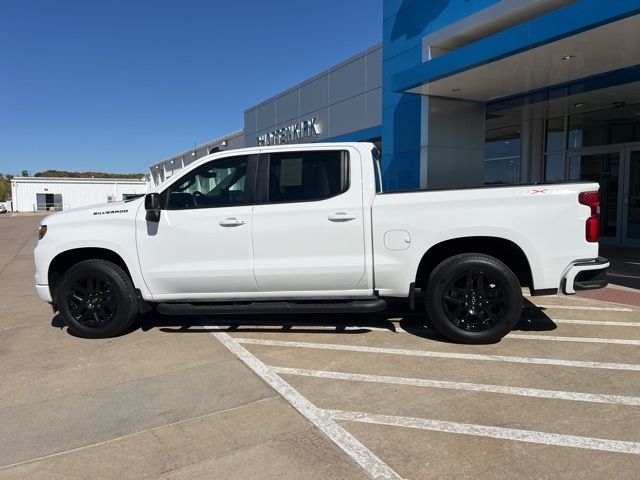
[372,183,600,296]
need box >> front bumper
[562,256,609,295]
[35,283,53,303]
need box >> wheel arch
[48,247,135,302]
[415,236,533,291]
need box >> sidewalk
[576,246,640,307]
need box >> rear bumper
[562,256,609,295]
[36,283,53,303]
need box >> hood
[42,197,144,226]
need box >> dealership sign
[257,118,319,146]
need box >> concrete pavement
[0,214,367,479]
[1,213,639,479]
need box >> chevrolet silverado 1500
[34,143,609,343]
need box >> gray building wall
[244,44,382,147]
[421,97,486,189]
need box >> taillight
[578,191,600,242]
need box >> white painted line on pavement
[530,305,634,312]
[234,338,640,371]
[362,325,640,346]
[358,325,640,346]
[327,410,640,455]
[508,334,640,345]
[548,319,640,327]
[270,366,640,406]
[206,323,640,347]
[206,328,402,480]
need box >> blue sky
[0,0,382,175]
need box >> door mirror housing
[145,193,161,222]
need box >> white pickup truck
[34,142,608,343]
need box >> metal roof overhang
[392,0,640,103]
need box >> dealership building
[151,0,640,247]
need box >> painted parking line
[507,334,640,346]
[234,338,640,371]
[270,366,640,406]
[205,323,640,345]
[360,325,640,346]
[208,329,402,480]
[529,305,634,312]
[546,319,640,327]
[358,326,640,346]
[327,410,640,455]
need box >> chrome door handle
[328,212,356,222]
[219,217,246,227]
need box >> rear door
[251,147,367,293]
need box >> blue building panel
[392,0,640,93]
[383,0,501,61]
[382,0,503,191]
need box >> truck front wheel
[56,259,139,338]
[425,253,522,344]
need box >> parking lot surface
[1,213,639,479]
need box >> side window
[267,150,349,203]
[165,155,249,210]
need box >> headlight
[38,225,47,240]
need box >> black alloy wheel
[441,270,506,332]
[425,253,522,344]
[57,259,139,338]
[65,274,117,328]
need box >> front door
[622,147,640,246]
[136,154,258,299]
[251,148,368,293]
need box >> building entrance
[568,143,640,246]
[35,193,63,212]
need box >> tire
[425,253,522,344]
[56,259,139,338]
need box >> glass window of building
[628,151,640,240]
[545,117,565,182]
[484,126,521,185]
[568,103,640,149]
[568,152,620,238]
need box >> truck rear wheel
[57,259,139,338]
[425,253,522,344]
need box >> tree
[33,170,145,179]
[21,170,30,177]
[0,177,10,202]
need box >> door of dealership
[568,143,640,247]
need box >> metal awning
[392,1,640,103]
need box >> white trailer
[10,177,148,212]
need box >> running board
[157,299,387,316]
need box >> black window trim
[160,153,259,210]
[254,149,351,205]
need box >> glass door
[623,147,640,246]
[568,149,622,245]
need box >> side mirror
[145,193,161,222]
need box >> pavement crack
[0,396,278,472]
